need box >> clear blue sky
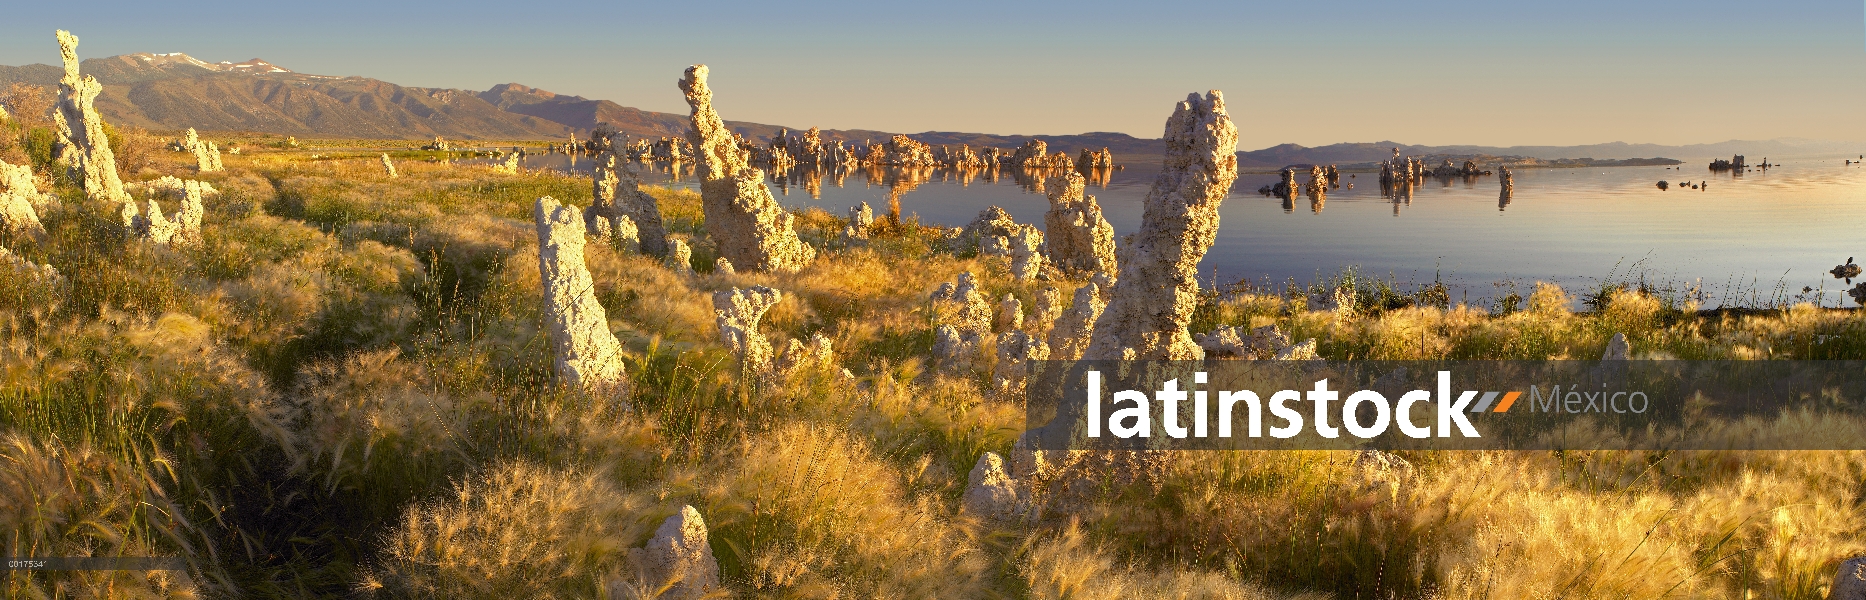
[2,0,1861,148]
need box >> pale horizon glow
[1,0,1861,149]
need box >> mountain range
[2,53,1857,164]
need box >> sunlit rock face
[1084,91,1239,361]
[52,30,128,204]
[1041,170,1116,276]
[534,197,629,392]
[679,65,815,274]
[1075,147,1114,170]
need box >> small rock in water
[1831,257,1860,282]
[1656,180,1668,190]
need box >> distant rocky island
[1259,154,1683,174]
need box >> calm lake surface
[505,152,1866,308]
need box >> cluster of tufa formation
[182,128,224,172]
[1193,323,1318,360]
[930,272,995,373]
[680,65,816,274]
[51,30,128,204]
[534,197,629,393]
[1083,91,1239,361]
[0,159,46,237]
[589,153,669,256]
[860,134,938,167]
[1428,159,1487,177]
[1076,147,1114,170]
[959,207,1046,281]
[1041,171,1116,276]
[128,176,212,245]
[1007,140,1076,169]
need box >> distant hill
[0,53,574,139]
[0,53,1856,164]
[1237,140,1860,169]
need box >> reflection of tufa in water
[1498,166,1513,211]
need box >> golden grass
[0,150,1861,598]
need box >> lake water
[502,152,1866,308]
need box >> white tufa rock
[380,153,396,178]
[843,202,874,239]
[612,214,640,254]
[961,452,1021,522]
[637,506,721,600]
[775,332,836,378]
[128,177,211,245]
[184,128,223,172]
[714,286,782,373]
[492,153,520,175]
[994,293,1023,333]
[534,196,629,392]
[1046,276,1111,362]
[1194,323,1317,360]
[590,153,669,256]
[680,65,815,273]
[0,159,45,236]
[52,30,129,204]
[932,324,984,375]
[666,238,694,274]
[961,206,1046,281]
[930,271,994,337]
[714,257,735,275]
[993,331,1050,396]
[0,245,60,283]
[1031,287,1063,334]
[1042,170,1117,275]
[1084,91,1238,361]
[1273,339,1319,360]
[1602,333,1630,360]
